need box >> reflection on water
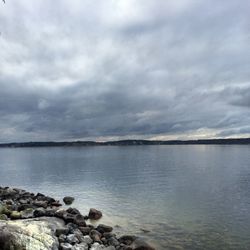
[0,145,250,250]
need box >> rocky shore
[0,187,155,250]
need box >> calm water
[0,145,250,249]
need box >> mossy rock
[10,211,21,220]
[0,214,8,220]
[0,204,12,216]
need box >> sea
[0,145,250,250]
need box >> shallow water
[0,145,250,249]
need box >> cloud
[0,0,250,142]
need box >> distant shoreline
[0,138,250,148]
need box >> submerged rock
[63,196,75,205]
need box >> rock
[103,246,116,250]
[74,214,86,227]
[63,196,75,205]
[33,200,48,208]
[0,205,11,216]
[0,214,8,220]
[88,208,102,220]
[63,213,76,224]
[97,224,113,233]
[66,222,79,234]
[67,207,81,215]
[0,217,64,250]
[51,201,62,207]
[66,233,79,244]
[61,242,73,250]
[45,208,57,217]
[90,229,102,242]
[55,227,70,237]
[103,232,116,239]
[55,208,67,219]
[34,207,46,217]
[107,236,120,247]
[82,235,93,245]
[90,242,104,250]
[72,242,89,250]
[130,239,155,250]
[79,226,91,235]
[10,211,21,220]
[119,235,137,245]
[21,208,34,219]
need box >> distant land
[0,138,250,148]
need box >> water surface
[0,145,250,249]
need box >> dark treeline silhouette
[0,138,250,148]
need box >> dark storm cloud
[0,0,250,142]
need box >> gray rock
[61,242,73,250]
[55,227,69,237]
[63,196,75,205]
[72,242,89,250]
[90,229,102,242]
[130,238,155,250]
[21,208,34,219]
[90,242,105,250]
[79,226,91,235]
[107,236,119,247]
[119,235,137,245]
[103,246,116,250]
[67,233,79,244]
[0,217,64,250]
[82,235,93,245]
[97,224,113,233]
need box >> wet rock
[97,224,113,233]
[103,232,116,239]
[74,214,86,227]
[63,196,75,205]
[107,236,120,247]
[90,229,102,242]
[67,207,81,215]
[130,239,155,250]
[88,208,102,220]
[119,235,137,245]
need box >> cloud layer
[0,0,250,142]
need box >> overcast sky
[0,0,250,142]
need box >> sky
[0,0,250,142]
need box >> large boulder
[0,217,65,250]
